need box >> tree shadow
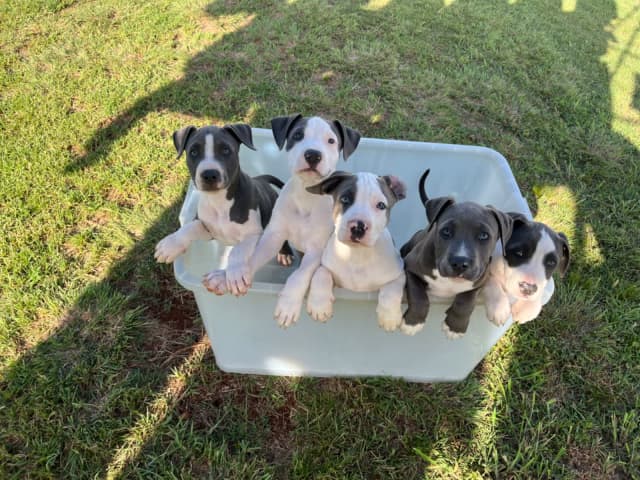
[2,0,639,478]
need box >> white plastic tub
[173,128,533,382]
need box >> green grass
[1,0,639,478]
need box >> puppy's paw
[377,303,403,332]
[154,233,186,263]
[277,253,294,267]
[442,321,465,340]
[399,321,425,336]
[202,269,227,295]
[274,294,302,328]
[226,264,251,296]
[306,291,334,323]
[486,295,512,327]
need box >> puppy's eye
[328,138,336,145]
[189,147,198,157]
[545,258,557,268]
[478,231,489,241]
[376,202,387,210]
[339,194,351,205]
[440,226,452,239]
[293,130,304,141]
[221,145,231,155]
[514,250,524,257]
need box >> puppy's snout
[518,281,538,296]
[304,149,322,168]
[349,220,368,241]
[449,256,471,275]
[201,169,221,184]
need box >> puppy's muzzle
[304,149,322,169]
[449,255,471,276]
[518,281,538,297]
[349,220,368,242]
[200,169,222,190]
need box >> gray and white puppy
[305,171,407,330]
[483,213,570,325]
[400,169,513,338]
[155,124,290,293]
[237,114,362,328]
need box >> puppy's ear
[382,175,407,201]
[508,211,530,229]
[306,171,353,195]
[271,114,303,150]
[488,207,514,253]
[331,120,361,161]
[223,123,256,151]
[556,232,571,277]
[425,196,455,231]
[173,126,197,158]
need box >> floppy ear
[508,211,530,229]
[271,114,303,150]
[382,175,406,201]
[331,119,361,161]
[306,171,353,195]
[173,126,197,158]
[223,123,256,151]
[488,207,514,253]
[425,196,455,231]
[556,232,571,277]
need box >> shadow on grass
[2,0,639,478]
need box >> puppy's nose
[518,281,538,296]
[304,149,322,168]
[349,220,368,240]
[201,169,221,184]
[449,256,471,274]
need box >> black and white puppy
[305,171,407,330]
[400,170,513,338]
[483,214,570,325]
[155,124,289,293]
[237,115,362,327]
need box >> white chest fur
[323,229,403,292]
[197,191,262,246]
[424,269,475,299]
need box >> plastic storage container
[173,128,535,382]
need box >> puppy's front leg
[377,273,405,332]
[275,250,322,328]
[245,224,287,291]
[483,277,512,326]
[443,288,480,339]
[401,271,429,335]
[225,233,261,296]
[511,298,543,324]
[306,265,335,322]
[155,220,211,263]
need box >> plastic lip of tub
[172,128,547,382]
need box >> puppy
[305,171,407,331]
[483,213,570,325]
[400,170,513,338]
[155,124,290,293]
[231,114,361,327]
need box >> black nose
[201,169,221,184]
[449,256,471,274]
[518,282,538,296]
[350,221,367,239]
[304,149,322,167]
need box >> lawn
[1,0,639,478]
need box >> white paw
[306,292,334,323]
[226,264,251,296]
[154,233,186,263]
[274,294,302,328]
[399,321,425,336]
[486,296,512,327]
[202,269,227,296]
[442,321,464,340]
[277,253,294,267]
[512,300,541,324]
[377,303,403,332]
